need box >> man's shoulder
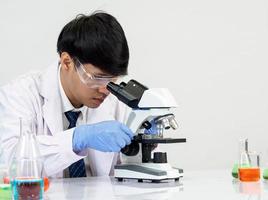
[0,70,44,116]
[0,61,58,101]
[0,61,58,93]
[1,70,38,89]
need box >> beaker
[9,117,44,200]
[239,151,260,182]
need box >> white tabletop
[45,169,268,200]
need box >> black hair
[57,11,129,76]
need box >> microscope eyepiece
[106,80,148,108]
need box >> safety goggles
[73,58,118,89]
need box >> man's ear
[60,52,73,70]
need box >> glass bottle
[9,118,44,200]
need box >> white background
[0,0,268,171]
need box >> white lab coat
[0,61,129,178]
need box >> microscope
[107,80,186,182]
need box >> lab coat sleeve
[0,78,38,167]
[1,119,85,177]
[37,128,87,176]
[0,76,85,177]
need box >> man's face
[60,54,118,108]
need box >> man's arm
[0,81,85,177]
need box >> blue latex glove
[72,120,134,152]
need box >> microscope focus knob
[142,121,152,129]
[153,152,167,163]
[121,141,140,156]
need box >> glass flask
[9,118,44,200]
[232,139,249,178]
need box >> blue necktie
[65,111,87,178]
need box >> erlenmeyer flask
[10,118,44,200]
[232,139,249,178]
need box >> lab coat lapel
[39,61,63,135]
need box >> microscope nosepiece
[161,118,171,130]
[169,118,178,130]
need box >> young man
[0,12,134,178]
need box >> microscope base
[114,163,183,182]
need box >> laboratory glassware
[9,118,44,200]
[232,139,249,178]
[239,151,260,182]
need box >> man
[0,12,134,178]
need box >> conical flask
[10,118,44,200]
[232,139,250,178]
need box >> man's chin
[85,101,102,108]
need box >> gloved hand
[72,120,134,152]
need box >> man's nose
[98,85,110,96]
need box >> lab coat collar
[39,61,64,135]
